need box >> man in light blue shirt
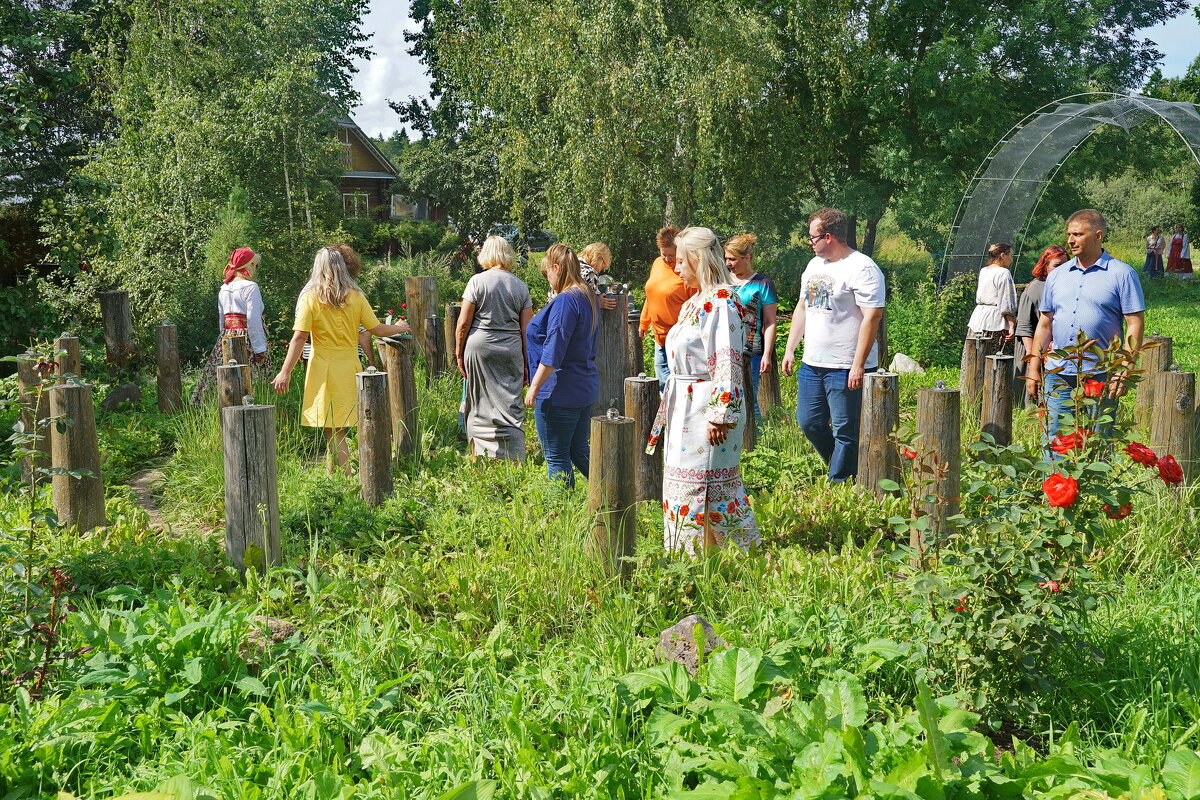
[1026,209,1145,442]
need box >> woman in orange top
[639,226,696,388]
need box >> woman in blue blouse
[524,244,600,486]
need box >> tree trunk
[846,214,859,251]
[862,215,882,258]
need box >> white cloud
[349,1,431,138]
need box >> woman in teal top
[725,233,778,422]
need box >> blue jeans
[796,363,870,482]
[654,343,670,392]
[535,398,592,487]
[748,354,763,422]
[1043,373,1116,456]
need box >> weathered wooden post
[587,408,637,579]
[216,360,250,415]
[758,361,782,413]
[742,360,758,452]
[221,336,252,387]
[99,290,134,369]
[625,374,662,503]
[959,333,991,415]
[356,367,393,505]
[444,303,461,366]
[981,354,1015,446]
[1136,333,1173,431]
[49,381,106,532]
[378,335,419,460]
[597,288,631,415]
[1150,366,1196,484]
[626,302,643,378]
[54,334,81,381]
[916,380,961,542]
[875,310,889,379]
[423,314,447,379]
[404,276,439,356]
[16,354,50,483]
[155,323,183,413]
[857,371,899,501]
[221,399,281,574]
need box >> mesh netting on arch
[941,94,1200,282]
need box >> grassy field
[1,279,1199,799]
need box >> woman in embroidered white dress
[647,226,760,555]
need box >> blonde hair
[675,227,732,290]
[578,242,611,271]
[542,243,599,328]
[477,235,516,270]
[725,233,757,261]
[304,246,362,308]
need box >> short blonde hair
[675,227,732,290]
[578,242,611,271]
[477,235,516,270]
[725,233,757,261]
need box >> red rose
[1050,430,1087,455]
[1104,503,1132,520]
[1083,379,1105,398]
[954,596,968,612]
[1124,442,1158,468]
[387,309,395,314]
[1038,580,1062,593]
[80,262,89,272]
[902,447,918,460]
[1158,455,1184,485]
[1042,473,1078,508]
[402,303,408,309]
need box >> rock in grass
[888,353,925,375]
[241,615,300,660]
[100,382,142,412]
[656,614,728,675]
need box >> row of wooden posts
[26,287,1199,582]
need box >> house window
[338,128,353,169]
[390,195,429,221]
[343,193,370,218]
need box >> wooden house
[335,117,445,223]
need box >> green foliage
[885,270,975,367]
[357,251,467,319]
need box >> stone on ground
[656,614,728,675]
[889,353,925,375]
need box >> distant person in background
[648,226,758,555]
[639,226,697,388]
[456,235,533,461]
[273,247,410,472]
[725,233,778,422]
[1167,223,1192,277]
[525,244,599,487]
[965,242,1017,353]
[1144,226,1166,278]
[574,242,618,310]
[1014,245,1069,403]
[191,247,271,405]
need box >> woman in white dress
[965,242,1017,352]
[647,227,759,555]
[190,248,272,404]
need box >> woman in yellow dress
[272,246,410,472]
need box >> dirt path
[127,467,174,533]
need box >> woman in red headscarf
[190,247,273,404]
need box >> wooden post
[221,402,281,574]
[742,360,758,452]
[155,323,183,413]
[54,334,81,381]
[625,374,662,503]
[423,314,447,379]
[49,381,106,532]
[444,303,461,367]
[856,371,899,501]
[404,276,438,356]
[1150,368,1196,484]
[16,355,50,483]
[916,381,961,542]
[981,354,1014,446]
[216,360,249,414]
[758,360,782,413]
[587,410,637,579]
[221,336,252,387]
[626,302,643,378]
[1136,334,1173,431]
[356,367,393,505]
[959,333,991,415]
[99,290,134,369]
[597,288,630,414]
[875,309,889,377]
[378,336,419,460]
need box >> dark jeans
[1043,372,1116,458]
[534,398,592,487]
[796,363,871,482]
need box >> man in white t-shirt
[781,208,886,482]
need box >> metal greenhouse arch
[940,92,1200,282]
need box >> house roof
[334,116,398,179]
[342,171,397,180]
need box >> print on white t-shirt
[799,250,886,370]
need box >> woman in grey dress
[455,235,533,460]
[1014,244,1068,404]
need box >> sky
[349,2,1200,139]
